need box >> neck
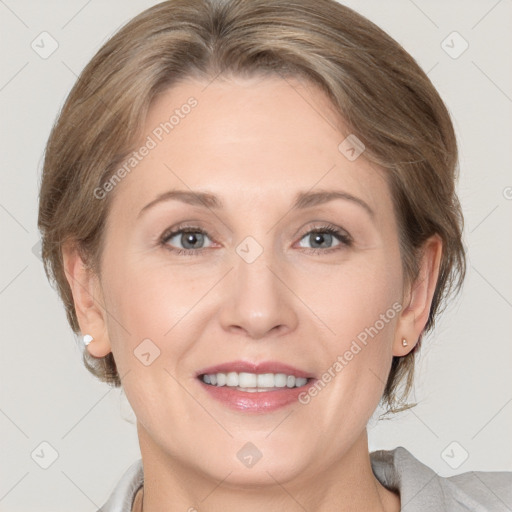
[136,425,400,512]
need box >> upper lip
[196,360,315,379]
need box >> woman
[37,0,512,510]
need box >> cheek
[100,256,210,372]
[322,250,402,334]
[317,253,402,399]
[100,261,207,426]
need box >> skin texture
[63,75,442,511]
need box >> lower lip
[198,379,317,413]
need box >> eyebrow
[137,188,375,219]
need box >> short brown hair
[37,0,466,412]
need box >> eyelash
[158,223,352,257]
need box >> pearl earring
[402,338,408,347]
[83,334,94,346]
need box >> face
[95,74,406,484]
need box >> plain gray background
[1,0,511,510]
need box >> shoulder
[97,459,144,512]
[370,446,512,511]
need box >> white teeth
[216,373,226,386]
[226,372,238,386]
[238,372,257,387]
[201,371,309,389]
[257,373,275,387]
[274,373,287,387]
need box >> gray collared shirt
[98,446,512,511]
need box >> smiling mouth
[199,371,311,392]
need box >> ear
[394,235,443,356]
[62,241,112,358]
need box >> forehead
[109,75,392,218]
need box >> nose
[217,245,299,340]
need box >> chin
[166,432,314,487]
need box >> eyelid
[158,221,353,254]
[159,224,215,246]
[295,221,352,243]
